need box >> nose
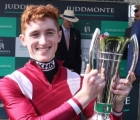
[69,21,73,25]
[39,34,47,45]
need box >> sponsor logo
[5,4,114,14]
[5,4,27,10]
[81,22,92,36]
[105,29,125,32]
[0,17,16,37]
[0,42,4,50]
[0,57,15,76]
[0,25,12,29]
[19,45,27,50]
[15,38,29,57]
[125,96,130,105]
[36,60,55,71]
[0,64,11,69]
[67,6,114,13]
[84,23,90,33]
[0,39,10,54]
[102,105,109,112]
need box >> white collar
[62,25,69,32]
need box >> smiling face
[20,18,62,62]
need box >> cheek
[26,41,35,51]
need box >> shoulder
[132,20,140,27]
[132,20,140,35]
[71,27,80,33]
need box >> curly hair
[21,4,59,34]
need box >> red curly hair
[21,4,60,34]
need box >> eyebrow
[29,28,56,35]
[46,28,56,32]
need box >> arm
[111,72,136,115]
[0,78,80,120]
[0,65,105,120]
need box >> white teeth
[37,48,49,51]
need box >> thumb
[85,64,91,74]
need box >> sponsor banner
[0,17,16,37]
[101,21,128,37]
[15,57,30,69]
[15,37,30,57]
[0,57,15,76]
[73,20,101,39]
[0,0,128,21]
[0,37,15,56]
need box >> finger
[111,81,116,89]
[115,82,132,91]
[89,75,105,88]
[128,71,136,83]
[112,88,128,96]
[85,64,91,74]
[101,67,105,78]
[87,69,98,77]
[124,79,132,86]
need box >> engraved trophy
[89,28,139,120]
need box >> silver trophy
[89,28,139,120]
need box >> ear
[58,31,62,43]
[19,34,26,46]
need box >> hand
[111,71,136,112]
[74,64,105,109]
[80,64,105,102]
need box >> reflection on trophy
[89,28,139,120]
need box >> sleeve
[110,112,123,120]
[82,99,95,118]
[0,78,82,120]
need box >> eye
[47,31,54,35]
[31,33,39,37]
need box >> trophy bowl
[89,28,139,120]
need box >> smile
[36,47,51,51]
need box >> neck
[31,58,55,72]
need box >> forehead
[25,18,57,32]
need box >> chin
[37,57,53,63]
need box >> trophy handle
[126,34,139,80]
[113,34,139,104]
[89,28,100,69]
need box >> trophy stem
[92,102,112,120]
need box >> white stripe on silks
[67,99,81,115]
[112,111,122,116]
[67,69,81,95]
[6,71,33,99]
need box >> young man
[55,10,82,74]
[0,4,135,120]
